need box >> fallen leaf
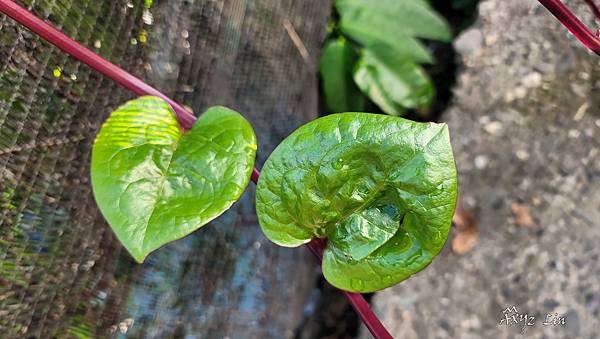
[511,203,534,227]
[452,202,479,255]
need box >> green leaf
[256,113,457,292]
[336,0,452,64]
[330,0,449,115]
[320,38,365,113]
[353,49,434,116]
[91,96,256,263]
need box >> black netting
[0,0,330,337]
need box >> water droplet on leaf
[332,158,343,170]
[350,278,364,290]
[383,275,393,284]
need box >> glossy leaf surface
[354,50,434,116]
[320,38,365,113]
[256,113,457,292]
[91,96,256,262]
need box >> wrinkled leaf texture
[91,96,256,262]
[256,113,457,292]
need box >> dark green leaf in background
[320,38,365,113]
[256,113,457,292]
[91,96,256,262]
[354,49,434,116]
[336,0,452,64]
[321,0,452,115]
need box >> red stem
[538,0,600,55]
[584,0,600,21]
[307,239,393,339]
[0,1,392,338]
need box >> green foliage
[256,113,458,292]
[320,39,365,113]
[354,49,433,116]
[91,96,256,262]
[320,0,452,115]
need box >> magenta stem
[306,239,393,339]
[0,1,393,337]
[584,0,600,21]
[538,0,600,55]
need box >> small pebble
[522,72,542,88]
[474,155,489,169]
[516,149,530,161]
[568,129,580,138]
[484,121,503,135]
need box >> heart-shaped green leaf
[91,96,256,263]
[256,113,457,292]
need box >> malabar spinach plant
[256,113,457,292]
[3,0,598,336]
[91,96,257,262]
[320,0,452,115]
[91,97,458,293]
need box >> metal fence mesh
[0,0,330,337]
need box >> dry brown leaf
[451,203,479,255]
[452,230,478,255]
[510,202,534,227]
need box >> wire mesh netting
[0,0,330,337]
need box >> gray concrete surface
[363,1,600,338]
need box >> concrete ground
[363,1,600,338]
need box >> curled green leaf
[256,113,457,292]
[91,96,256,262]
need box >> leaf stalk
[538,0,600,55]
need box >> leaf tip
[127,247,149,264]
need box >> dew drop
[350,278,364,290]
[383,275,393,284]
[332,158,343,170]
[356,184,369,196]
